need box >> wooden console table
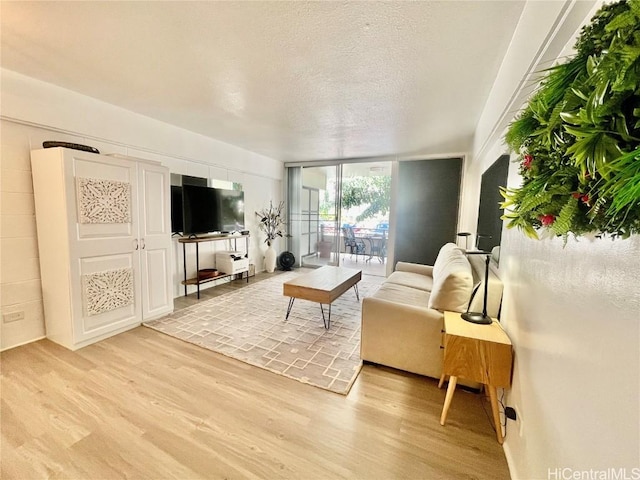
[178,234,250,298]
[439,310,513,444]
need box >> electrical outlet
[513,405,524,437]
[3,311,25,323]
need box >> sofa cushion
[395,262,434,277]
[385,270,434,292]
[428,254,473,312]
[432,243,462,280]
[372,282,430,309]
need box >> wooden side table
[439,311,513,444]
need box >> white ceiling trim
[1,1,527,163]
[472,0,600,164]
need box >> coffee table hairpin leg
[285,297,295,320]
[321,284,358,329]
[284,283,360,329]
[320,304,332,329]
[285,297,333,330]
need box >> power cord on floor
[480,387,507,439]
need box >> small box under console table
[215,251,249,276]
[179,234,250,298]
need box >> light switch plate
[3,311,25,323]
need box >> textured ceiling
[1,1,525,162]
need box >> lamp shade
[456,232,472,250]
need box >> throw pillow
[432,242,462,279]
[428,254,473,312]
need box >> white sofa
[361,243,503,379]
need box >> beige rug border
[143,327,364,396]
[143,271,377,395]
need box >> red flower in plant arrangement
[572,192,591,205]
[539,214,555,226]
[522,154,534,169]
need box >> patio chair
[342,226,366,262]
[366,230,387,263]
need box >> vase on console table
[265,242,277,273]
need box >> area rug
[144,270,384,395]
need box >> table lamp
[462,250,493,325]
[475,233,492,251]
[456,232,472,250]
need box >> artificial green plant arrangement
[502,0,640,240]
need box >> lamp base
[461,312,493,325]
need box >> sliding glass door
[292,165,342,268]
[287,161,391,276]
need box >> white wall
[0,69,284,351]
[465,1,640,478]
[500,206,640,476]
[302,167,327,190]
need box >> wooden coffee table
[283,266,362,329]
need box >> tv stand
[178,233,250,299]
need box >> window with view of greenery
[341,176,391,222]
[319,175,391,225]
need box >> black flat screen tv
[170,175,207,234]
[216,188,245,232]
[171,186,184,234]
[476,154,510,252]
[182,185,220,235]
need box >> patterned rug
[144,270,383,395]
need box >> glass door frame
[330,164,343,266]
[287,164,342,269]
[285,158,393,273]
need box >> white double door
[65,153,172,345]
[32,147,175,348]
[135,161,174,320]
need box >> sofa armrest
[363,296,443,323]
[361,297,444,379]
[395,261,434,277]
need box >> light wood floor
[1,275,511,479]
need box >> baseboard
[503,440,518,479]
[1,335,46,352]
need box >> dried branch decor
[255,201,287,246]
